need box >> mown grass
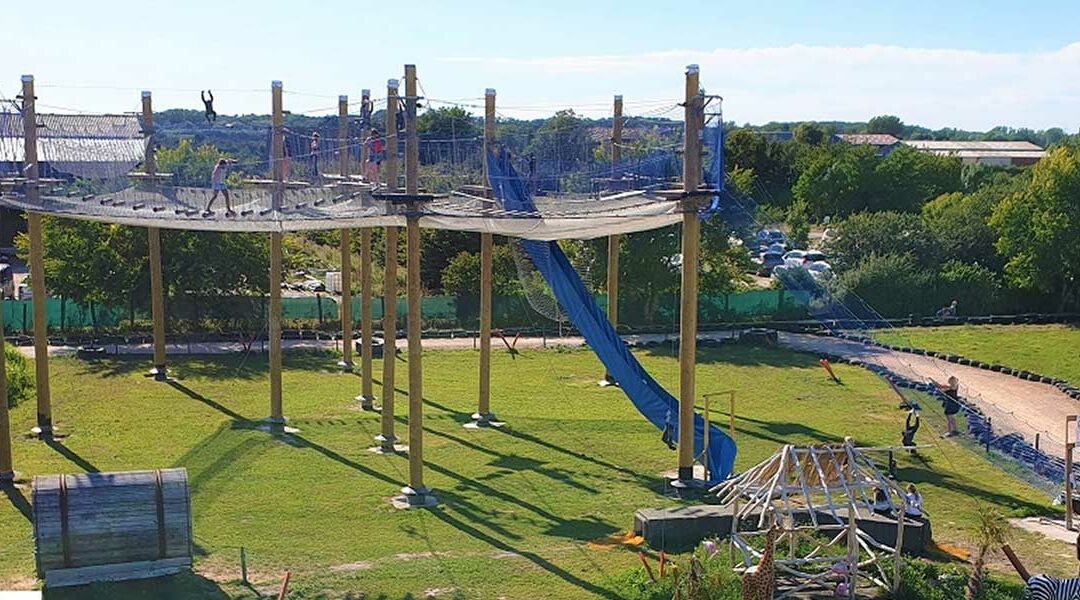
[875,324,1080,384]
[0,343,1066,598]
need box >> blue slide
[486,152,737,482]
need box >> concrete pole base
[150,365,169,382]
[464,412,504,429]
[257,417,298,434]
[337,360,355,372]
[0,470,16,483]
[30,425,53,439]
[598,376,619,387]
[370,433,407,454]
[391,485,439,509]
[357,395,378,411]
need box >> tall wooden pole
[359,89,371,172]
[471,88,497,427]
[358,227,375,409]
[1068,416,1076,530]
[338,95,354,371]
[602,94,623,386]
[0,293,12,481]
[23,75,51,437]
[143,91,168,381]
[268,80,285,428]
[676,65,702,483]
[402,64,434,505]
[376,79,400,451]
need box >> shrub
[834,253,937,317]
[5,343,33,408]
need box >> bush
[834,253,937,317]
[5,343,33,408]
[895,560,1023,600]
[935,261,1003,316]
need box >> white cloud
[440,43,1080,130]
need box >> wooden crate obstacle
[32,468,193,587]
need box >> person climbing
[364,128,384,183]
[901,407,921,453]
[930,375,962,437]
[204,158,237,216]
[201,90,216,125]
[282,131,293,181]
[360,96,374,128]
[310,132,321,178]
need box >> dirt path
[779,332,1078,458]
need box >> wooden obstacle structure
[711,440,913,598]
[32,468,193,587]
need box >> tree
[867,115,904,137]
[921,181,1014,270]
[155,139,234,187]
[990,145,1080,310]
[792,122,826,146]
[965,505,1009,600]
[792,144,878,219]
[440,244,520,298]
[826,211,939,271]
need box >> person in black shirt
[930,376,961,436]
[201,90,216,125]
[901,407,921,452]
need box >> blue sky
[3,1,1078,130]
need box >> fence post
[316,294,324,326]
[986,418,992,454]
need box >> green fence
[1,289,807,334]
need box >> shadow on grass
[489,426,662,491]
[167,380,251,422]
[733,415,846,447]
[74,350,338,381]
[638,343,821,368]
[45,437,100,473]
[42,571,233,599]
[1,481,31,522]
[896,464,1053,517]
[427,508,622,600]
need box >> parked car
[806,261,833,281]
[782,249,829,268]
[757,229,787,245]
[303,279,326,292]
[754,251,784,276]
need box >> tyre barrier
[810,349,1071,485]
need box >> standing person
[201,90,216,125]
[364,128,384,183]
[204,158,237,216]
[281,131,293,181]
[310,132,321,178]
[930,376,962,437]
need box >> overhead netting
[0,102,684,237]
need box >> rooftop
[836,133,900,146]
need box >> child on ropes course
[201,90,216,125]
[364,128,385,183]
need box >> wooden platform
[633,504,930,554]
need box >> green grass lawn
[0,344,1067,598]
[875,324,1080,384]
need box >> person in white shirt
[904,484,924,519]
[204,158,237,216]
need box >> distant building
[0,112,145,247]
[834,133,901,156]
[902,140,1045,167]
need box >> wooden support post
[847,500,858,600]
[376,79,400,451]
[385,80,399,192]
[675,65,702,483]
[601,95,623,386]
[0,296,12,481]
[357,227,375,409]
[400,64,435,507]
[23,75,52,437]
[268,80,285,428]
[338,95,354,371]
[729,390,736,440]
[143,91,168,382]
[470,88,497,427]
[1068,415,1077,530]
[893,506,905,594]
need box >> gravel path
[779,332,1078,458]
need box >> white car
[782,250,828,268]
[806,261,833,281]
